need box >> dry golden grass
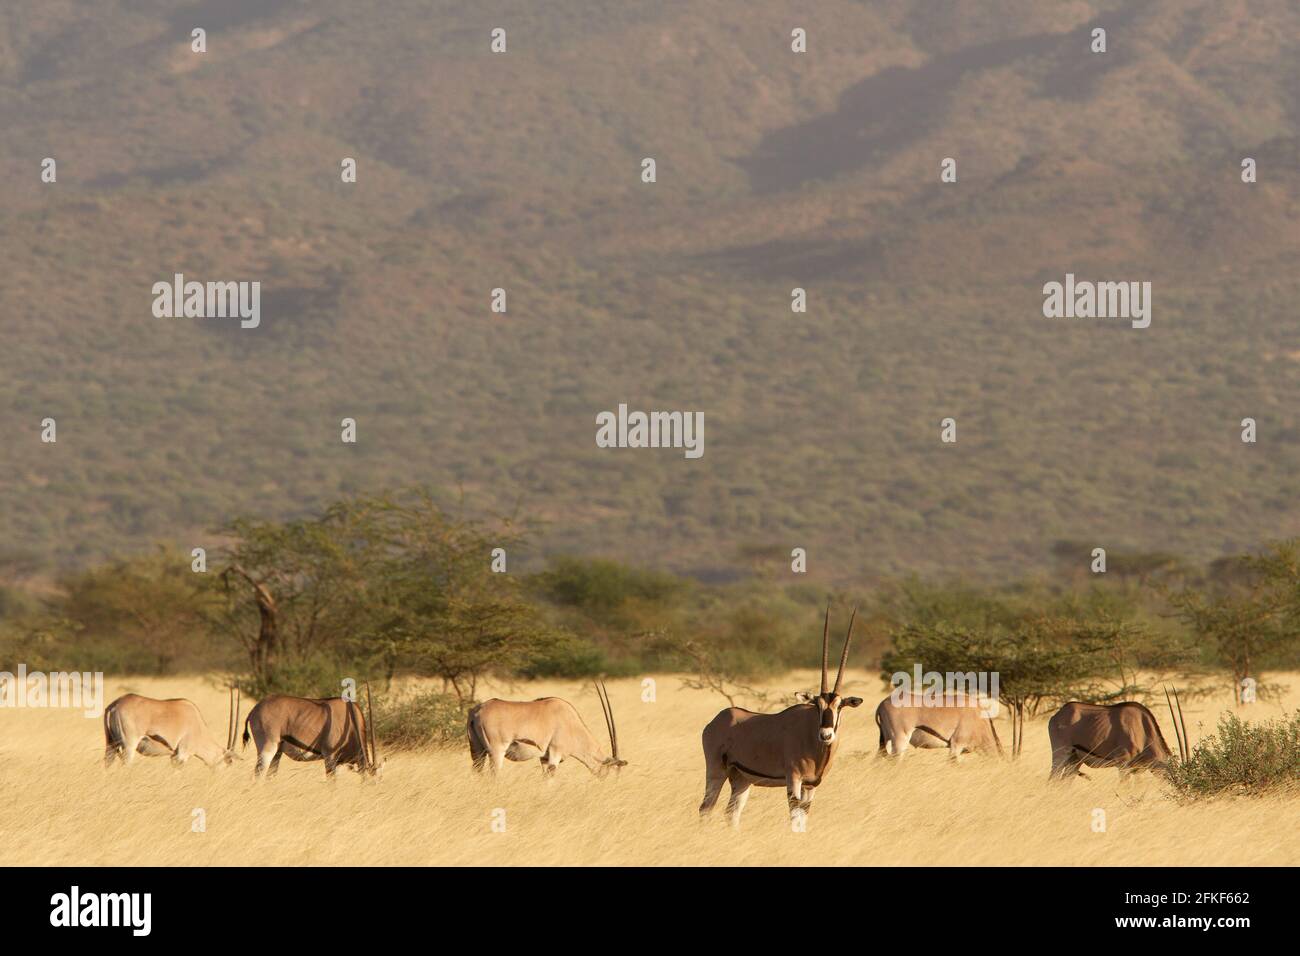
[2,671,1299,866]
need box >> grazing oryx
[242,687,381,779]
[466,681,626,776]
[875,692,1003,760]
[103,688,240,768]
[1047,692,1186,780]
[698,605,863,828]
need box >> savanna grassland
[3,672,1298,867]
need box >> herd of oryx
[101,605,1192,828]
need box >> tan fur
[103,693,232,768]
[466,696,623,776]
[875,692,1002,760]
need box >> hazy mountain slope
[0,0,1297,580]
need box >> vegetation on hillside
[0,1,1297,579]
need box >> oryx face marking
[814,693,845,743]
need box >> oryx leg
[798,786,815,816]
[698,757,728,818]
[255,739,281,778]
[540,746,562,777]
[1048,747,1083,781]
[786,774,803,817]
[725,771,752,828]
[890,732,911,759]
[121,734,145,766]
[787,774,814,830]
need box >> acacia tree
[215,499,387,689]
[352,489,562,704]
[1161,541,1297,703]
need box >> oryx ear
[841,697,864,708]
[794,692,815,703]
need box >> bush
[235,659,357,700]
[1166,711,1300,799]
[530,556,686,611]
[371,689,465,750]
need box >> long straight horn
[1173,686,1189,762]
[832,605,857,695]
[231,689,241,753]
[365,682,379,771]
[226,686,234,751]
[597,680,618,760]
[820,602,831,695]
[1164,687,1185,763]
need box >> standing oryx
[466,681,626,776]
[1047,694,1185,780]
[242,687,381,779]
[698,605,863,828]
[103,687,241,768]
[875,691,1003,760]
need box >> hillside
[1,0,1297,581]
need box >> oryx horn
[820,601,830,695]
[365,681,379,770]
[227,685,241,752]
[1164,687,1186,763]
[832,605,857,695]
[1173,685,1189,762]
[597,680,619,760]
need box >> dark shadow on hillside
[169,0,302,32]
[201,273,346,352]
[88,158,225,190]
[690,235,888,282]
[739,9,1136,194]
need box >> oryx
[875,691,1003,760]
[1047,693,1185,780]
[466,680,625,776]
[103,687,241,768]
[698,605,863,828]
[242,686,381,779]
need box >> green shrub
[530,556,686,611]
[1166,711,1300,798]
[235,659,356,700]
[371,689,465,750]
